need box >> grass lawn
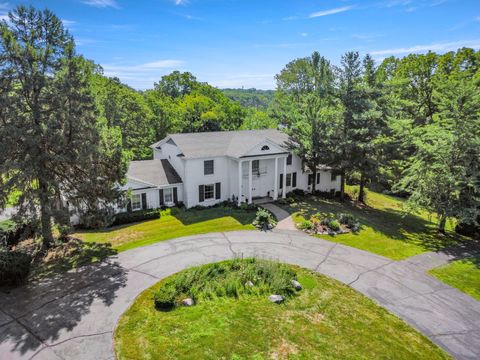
[115,261,450,360]
[429,256,480,301]
[279,187,464,260]
[74,207,256,252]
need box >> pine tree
[0,6,127,247]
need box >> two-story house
[123,129,341,210]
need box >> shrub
[321,216,341,232]
[253,208,277,229]
[338,213,355,226]
[291,189,305,197]
[328,220,340,232]
[0,250,31,286]
[111,209,160,226]
[240,202,257,211]
[298,219,314,230]
[154,284,177,310]
[169,207,180,216]
[0,220,35,248]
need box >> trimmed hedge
[0,250,32,286]
[111,209,160,226]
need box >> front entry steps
[252,197,273,205]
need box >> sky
[1,0,479,90]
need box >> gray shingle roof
[127,159,182,186]
[152,129,291,159]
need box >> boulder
[245,281,254,287]
[291,280,302,291]
[268,294,284,304]
[182,298,194,306]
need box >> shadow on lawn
[283,196,466,253]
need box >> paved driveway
[0,230,479,360]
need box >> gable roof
[127,159,182,187]
[151,129,291,159]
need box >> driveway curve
[0,230,479,360]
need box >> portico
[237,154,288,206]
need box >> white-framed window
[204,160,214,175]
[132,194,142,211]
[204,184,215,200]
[286,173,292,187]
[164,188,173,204]
[252,160,259,174]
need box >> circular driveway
[0,230,479,360]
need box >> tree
[394,61,480,232]
[0,6,127,247]
[275,52,338,192]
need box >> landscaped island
[114,259,450,360]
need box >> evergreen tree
[0,6,127,247]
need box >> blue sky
[1,0,479,89]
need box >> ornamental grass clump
[153,258,297,310]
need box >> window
[331,173,337,182]
[286,173,292,187]
[204,184,215,200]
[131,194,142,211]
[164,188,173,203]
[261,145,270,151]
[308,174,314,186]
[204,160,214,175]
[287,154,292,165]
[252,160,259,174]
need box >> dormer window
[261,145,270,151]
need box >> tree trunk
[358,173,365,203]
[312,167,317,193]
[438,215,447,234]
[340,172,345,201]
[39,179,54,249]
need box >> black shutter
[159,189,164,206]
[173,187,178,204]
[292,172,297,187]
[280,174,283,189]
[308,174,312,185]
[317,173,320,184]
[199,185,205,202]
[141,193,147,210]
[127,199,132,212]
[215,182,221,199]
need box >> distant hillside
[222,88,275,110]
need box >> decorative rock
[245,281,254,287]
[291,280,302,291]
[268,294,284,304]
[182,298,194,306]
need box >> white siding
[184,157,231,207]
[153,141,185,180]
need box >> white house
[123,129,341,210]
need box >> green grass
[429,256,480,301]
[6,190,21,207]
[280,187,464,260]
[74,207,256,252]
[115,260,450,360]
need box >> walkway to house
[260,203,298,231]
[0,230,479,360]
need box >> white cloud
[101,59,185,88]
[370,40,480,55]
[62,19,76,28]
[174,0,188,5]
[309,6,353,18]
[82,0,119,9]
[212,74,275,89]
[300,32,308,37]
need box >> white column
[273,157,278,200]
[248,159,253,204]
[282,156,287,199]
[238,160,242,206]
